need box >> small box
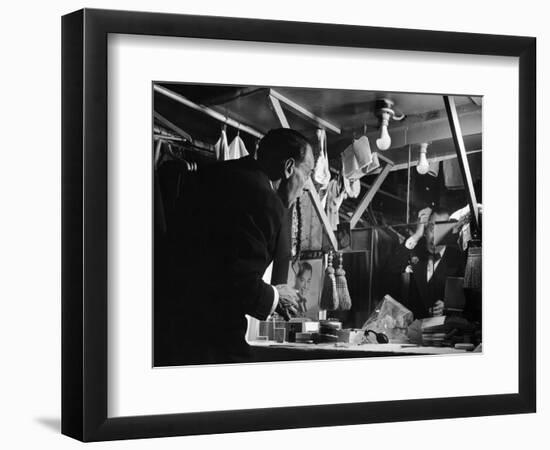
[274,327,286,343]
[336,329,364,344]
[258,321,273,340]
[303,321,320,333]
[285,320,319,334]
[295,332,314,343]
[259,320,287,340]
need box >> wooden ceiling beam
[269,95,290,128]
[269,89,341,134]
[350,162,393,229]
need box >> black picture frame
[62,8,536,442]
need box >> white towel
[214,128,229,161]
[313,129,331,188]
[343,174,360,198]
[228,135,249,160]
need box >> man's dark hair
[256,128,311,180]
[296,261,313,278]
[430,206,451,220]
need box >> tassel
[320,252,339,311]
[464,240,482,290]
[335,252,352,310]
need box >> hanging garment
[227,135,249,160]
[341,147,361,199]
[343,173,360,198]
[325,178,347,229]
[428,160,440,178]
[214,128,229,161]
[313,129,331,189]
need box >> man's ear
[283,158,296,179]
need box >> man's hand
[418,207,433,224]
[274,284,299,321]
[432,300,445,317]
[406,207,433,249]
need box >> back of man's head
[256,128,311,180]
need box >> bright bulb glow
[416,143,430,175]
[376,112,391,150]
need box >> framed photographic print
[62,8,536,442]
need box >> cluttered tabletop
[247,298,480,363]
[250,340,469,355]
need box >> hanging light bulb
[416,143,430,175]
[375,99,405,151]
[376,110,392,151]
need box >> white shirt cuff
[269,285,279,315]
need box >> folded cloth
[313,129,331,189]
[228,135,249,160]
[214,128,229,161]
[428,160,440,177]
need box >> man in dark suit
[154,128,315,366]
[406,207,465,319]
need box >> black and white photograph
[1,1,543,446]
[152,83,483,366]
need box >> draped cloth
[228,135,249,160]
[214,128,230,161]
[313,129,331,188]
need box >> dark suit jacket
[154,156,285,365]
[408,245,465,319]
